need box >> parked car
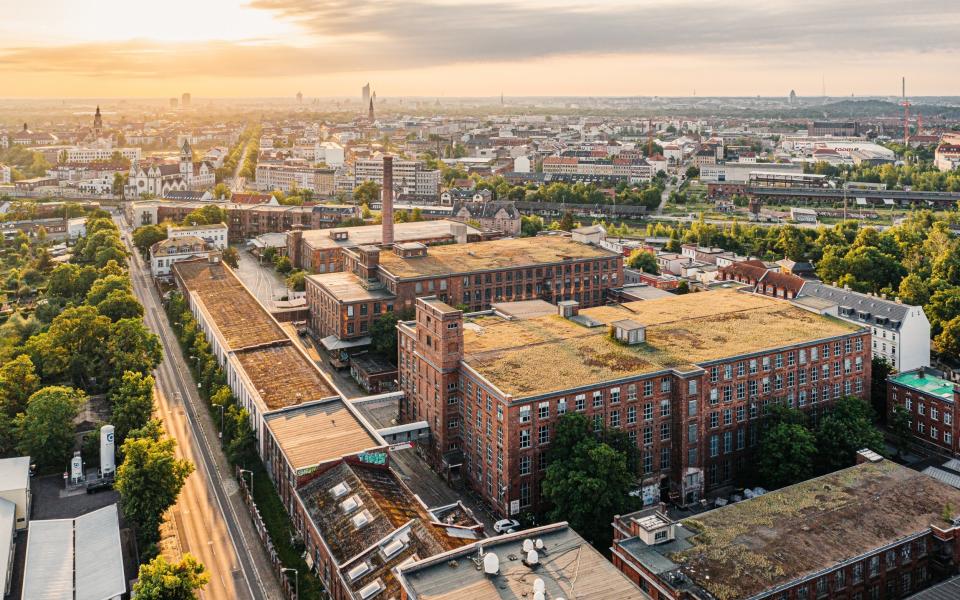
[493,519,520,534]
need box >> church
[127,139,215,198]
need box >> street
[118,213,281,600]
[233,249,289,310]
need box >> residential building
[22,504,126,600]
[167,222,228,249]
[612,454,960,600]
[795,282,931,371]
[149,235,213,277]
[719,260,805,299]
[354,157,440,200]
[255,163,336,195]
[63,146,141,163]
[288,220,483,273]
[291,457,482,600]
[935,144,960,172]
[449,200,521,235]
[0,164,11,184]
[810,121,860,136]
[394,521,648,600]
[398,289,870,517]
[314,141,345,167]
[306,236,622,346]
[0,456,30,531]
[888,369,960,456]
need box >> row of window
[707,340,864,383]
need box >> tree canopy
[133,554,209,600]
[16,386,84,469]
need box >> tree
[870,357,894,423]
[0,354,40,417]
[96,290,144,321]
[286,270,306,292]
[675,281,690,294]
[685,166,700,179]
[221,247,239,269]
[520,215,544,237]
[558,211,576,232]
[110,371,155,447]
[133,554,209,600]
[16,386,84,469]
[353,180,381,205]
[890,404,913,459]
[105,318,162,385]
[25,305,113,387]
[182,206,227,226]
[116,430,193,549]
[815,396,885,473]
[132,225,167,257]
[274,255,293,274]
[934,316,960,357]
[369,309,414,361]
[626,249,658,274]
[757,422,817,488]
[211,182,232,201]
[85,274,131,306]
[112,173,127,198]
[542,414,637,547]
[225,405,256,465]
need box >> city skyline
[3,0,960,98]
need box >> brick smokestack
[381,155,394,246]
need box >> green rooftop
[891,370,956,401]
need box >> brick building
[306,236,622,346]
[612,454,960,600]
[888,369,960,456]
[397,289,870,518]
[125,199,358,242]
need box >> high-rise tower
[93,106,103,138]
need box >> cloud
[0,0,957,80]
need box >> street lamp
[281,568,299,600]
[239,468,254,497]
[217,404,225,440]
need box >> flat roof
[174,260,287,350]
[672,460,960,600]
[491,299,556,320]
[891,370,955,401]
[264,400,380,472]
[378,236,616,279]
[462,288,859,398]
[23,504,126,600]
[307,271,395,303]
[234,344,339,411]
[0,500,13,597]
[0,456,30,492]
[396,522,648,600]
[300,219,476,251]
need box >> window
[611,388,621,404]
[836,569,846,589]
[519,406,531,423]
[723,431,732,453]
[660,399,671,417]
[709,435,719,457]
[538,425,550,445]
[627,384,637,401]
[723,409,732,426]
[852,562,863,584]
[869,555,879,577]
[687,423,697,443]
[945,412,953,426]
[688,380,697,395]
[660,446,670,469]
[661,422,671,441]
[593,414,603,432]
[710,411,719,429]
[627,406,637,424]
[519,455,531,475]
[643,380,653,397]
[575,395,585,412]
[519,429,530,449]
[557,398,567,415]
[644,403,654,421]
[593,391,603,408]
[538,401,550,420]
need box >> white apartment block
[255,164,336,195]
[353,158,440,199]
[0,165,10,184]
[65,146,141,163]
[795,282,931,372]
[168,223,228,250]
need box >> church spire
[368,97,375,122]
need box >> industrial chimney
[382,155,395,246]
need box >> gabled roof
[799,281,913,326]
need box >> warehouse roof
[669,460,960,600]
[378,236,616,279]
[306,271,395,303]
[462,288,859,398]
[22,504,126,600]
[300,219,477,250]
[396,522,647,600]
[173,259,287,350]
[264,400,380,473]
[0,500,13,597]
[0,456,30,492]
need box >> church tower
[368,98,375,122]
[180,138,193,181]
[93,106,103,138]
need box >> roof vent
[341,494,362,513]
[352,509,373,529]
[525,549,539,567]
[358,579,384,600]
[382,537,407,559]
[522,539,534,553]
[534,539,544,551]
[534,578,545,594]
[557,300,579,318]
[330,482,350,499]
[483,552,500,575]
[347,562,371,581]
[611,319,646,345]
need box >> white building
[794,282,931,371]
[64,146,141,163]
[513,155,531,173]
[22,504,126,600]
[0,164,11,184]
[0,457,30,532]
[168,222,228,249]
[150,235,214,277]
[315,141,345,167]
[255,164,336,195]
[67,217,87,241]
[127,139,214,197]
[354,158,440,199]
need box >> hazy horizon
[3,0,960,98]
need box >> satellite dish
[483,552,500,575]
[526,550,539,565]
[533,578,545,594]
[522,539,534,553]
[534,539,544,550]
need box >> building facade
[888,369,960,456]
[397,290,871,518]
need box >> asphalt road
[118,214,280,599]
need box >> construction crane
[901,76,911,145]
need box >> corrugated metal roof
[0,499,14,596]
[922,466,960,490]
[905,574,960,599]
[0,456,30,492]
[22,504,126,600]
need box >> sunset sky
[2,0,959,98]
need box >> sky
[2,0,959,98]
